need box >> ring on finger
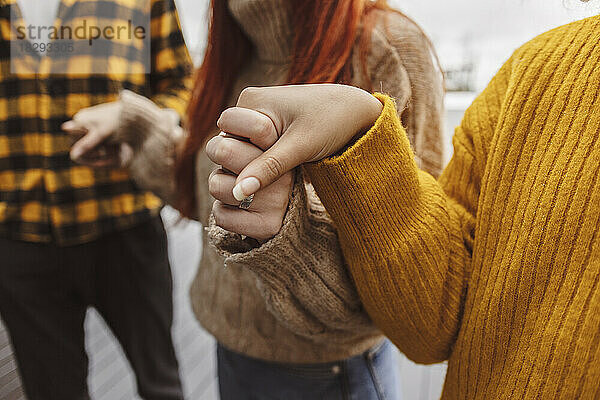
[238,194,255,210]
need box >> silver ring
[238,194,255,210]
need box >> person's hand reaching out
[63,96,181,169]
[62,101,133,168]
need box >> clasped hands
[206,84,382,241]
[62,101,133,168]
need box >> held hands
[206,134,293,242]
[213,84,383,202]
[62,101,133,168]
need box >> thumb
[232,135,305,201]
[70,128,108,161]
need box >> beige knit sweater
[117,0,444,363]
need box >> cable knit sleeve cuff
[116,90,183,204]
[116,89,183,149]
[208,168,314,270]
[208,169,373,337]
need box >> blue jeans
[217,339,402,400]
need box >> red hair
[176,0,394,218]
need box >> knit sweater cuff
[305,94,422,258]
[208,170,373,338]
[116,89,183,148]
[116,90,183,203]
[208,169,324,278]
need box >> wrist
[334,94,384,158]
[117,90,181,149]
[116,90,154,149]
[362,93,385,133]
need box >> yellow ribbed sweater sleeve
[306,60,513,363]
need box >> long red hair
[176,0,393,218]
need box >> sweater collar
[227,0,293,64]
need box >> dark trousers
[0,216,184,400]
[217,340,402,400]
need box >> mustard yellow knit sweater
[307,15,600,399]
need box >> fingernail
[233,177,260,201]
[62,121,74,130]
[70,148,81,160]
[205,135,221,158]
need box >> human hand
[62,101,133,168]
[205,133,293,241]
[215,84,383,201]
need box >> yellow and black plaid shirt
[0,0,192,245]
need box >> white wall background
[391,0,600,91]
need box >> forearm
[208,170,379,342]
[305,95,471,363]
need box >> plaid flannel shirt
[0,0,192,245]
